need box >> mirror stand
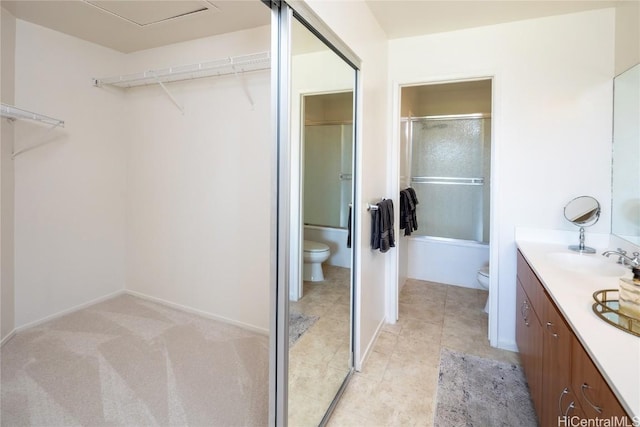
[564,195,601,254]
[569,226,596,254]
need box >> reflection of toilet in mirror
[303,240,330,282]
[477,264,490,313]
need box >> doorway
[395,79,493,327]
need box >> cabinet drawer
[571,334,630,421]
[517,250,544,319]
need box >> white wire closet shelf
[1,103,65,128]
[93,51,271,88]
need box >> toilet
[303,240,331,282]
[477,265,490,313]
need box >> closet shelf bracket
[1,103,65,128]
[154,75,184,114]
[232,63,255,109]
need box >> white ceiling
[1,0,271,53]
[365,0,621,39]
[1,0,624,53]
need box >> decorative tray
[592,289,640,337]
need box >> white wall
[13,19,127,329]
[124,26,272,332]
[389,8,616,349]
[8,19,272,334]
[1,6,16,341]
[305,0,390,368]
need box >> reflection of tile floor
[289,265,352,427]
[327,279,520,427]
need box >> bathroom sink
[546,252,629,277]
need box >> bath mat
[289,311,318,346]
[434,348,537,427]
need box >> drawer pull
[581,383,603,414]
[546,321,559,338]
[564,401,576,417]
[520,301,530,326]
[558,387,569,414]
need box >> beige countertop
[516,239,640,419]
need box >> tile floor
[325,278,521,427]
[289,265,352,426]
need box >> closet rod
[1,103,65,128]
[93,51,270,89]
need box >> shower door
[303,122,353,229]
[407,115,491,243]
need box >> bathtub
[406,236,489,289]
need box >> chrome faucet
[602,248,640,268]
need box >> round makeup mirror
[564,195,600,253]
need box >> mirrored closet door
[272,2,360,425]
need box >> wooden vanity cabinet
[571,334,629,422]
[516,250,631,426]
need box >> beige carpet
[1,294,269,426]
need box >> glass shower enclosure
[303,122,353,228]
[402,114,491,243]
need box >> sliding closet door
[272,2,361,425]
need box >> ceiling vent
[84,1,218,27]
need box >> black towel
[347,205,352,248]
[371,199,395,253]
[400,188,419,236]
[370,206,380,250]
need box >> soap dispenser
[619,267,640,321]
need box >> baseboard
[125,290,269,336]
[497,338,518,353]
[356,316,385,372]
[1,329,16,347]
[12,289,127,334]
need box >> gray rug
[289,311,318,346]
[434,348,537,427]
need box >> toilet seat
[304,240,329,253]
[478,266,489,278]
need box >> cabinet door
[571,335,630,422]
[516,279,543,418]
[518,251,543,318]
[541,295,573,427]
